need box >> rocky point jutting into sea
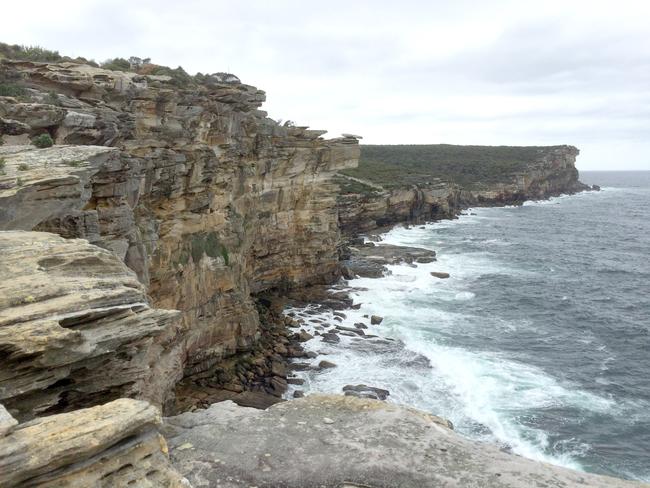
[0,51,641,487]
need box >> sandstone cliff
[337,144,588,234]
[0,59,359,415]
[1,54,626,488]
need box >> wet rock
[290,362,312,371]
[354,322,368,329]
[269,376,288,396]
[287,377,304,385]
[321,332,340,344]
[293,390,304,398]
[370,315,384,325]
[296,330,314,342]
[430,271,450,279]
[318,360,337,369]
[343,384,390,401]
[415,256,436,263]
[336,325,365,336]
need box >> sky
[3,0,650,170]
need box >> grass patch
[17,163,29,171]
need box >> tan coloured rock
[0,404,17,437]
[0,58,360,408]
[0,398,188,487]
[337,146,585,235]
[164,394,646,488]
[0,231,182,419]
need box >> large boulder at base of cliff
[0,399,187,487]
[162,394,644,488]
[370,314,384,324]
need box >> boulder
[370,315,384,325]
[318,360,337,369]
[430,271,451,279]
[343,384,390,400]
[321,332,340,344]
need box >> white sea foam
[285,191,630,474]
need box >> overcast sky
[4,0,650,170]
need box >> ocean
[286,171,650,481]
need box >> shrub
[0,83,26,97]
[17,163,29,171]
[149,65,193,87]
[0,157,6,173]
[0,135,4,146]
[101,57,132,72]
[32,134,54,148]
[0,43,62,62]
[16,177,23,187]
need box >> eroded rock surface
[163,394,644,488]
[0,231,181,419]
[0,398,187,487]
[337,146,589,235]
[0,58,359,411]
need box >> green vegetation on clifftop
[342,144,565,190]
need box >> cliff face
[337,145,587,234]
[0,59,359,415]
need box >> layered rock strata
[337,145,589,235]
[0,231,181,419]
[163,394,645,488]
[0,398,187,487]
[0,59,359,413]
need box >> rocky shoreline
[1,52,638,487]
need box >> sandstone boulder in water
[431,271,451,279]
